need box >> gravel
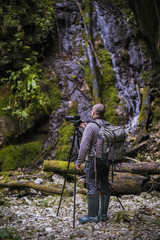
[0,190,160,239]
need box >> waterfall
[94,2,146,132]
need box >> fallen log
[0,174,148,195]
[115,162,160,174]
[0,181,87,196]
[109,172,148,194]
[43,160,160,175]
[43,160,84,175]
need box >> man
[75,103,110,224]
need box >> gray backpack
[93,121,125,166]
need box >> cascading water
[94,1,151,133]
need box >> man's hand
[80,121,87,129]
[75,164,81,170]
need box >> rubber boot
[100,194,110,222]
[79,196,99,224]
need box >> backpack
[93,121,125,167]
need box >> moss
[84,61,94,104]
[111,0,135,20]
[151,99,160,123]
[141,71,152,84]
[132,86,150,146]
[114,211,123,223]
[94,37,120,124]
[120,49,130,63]
[54,122,74,161]
[43,160,84,175]
[84,0,92,25]
[43,75,62,111]
[0,141,42,171]
[77,45,84,58]
[138,86,150,126]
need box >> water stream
[94,2,151,132]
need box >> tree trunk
[115,162,160,174]
[109,172,148,194]
[43,160,160,175]
[0,181,87,196]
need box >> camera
[66,115,82,127]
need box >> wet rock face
[43,0,153,152]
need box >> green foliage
[0,0,55,64]
[0,141,42,171]
[0,227,20,240]
[111,0,136,25]
[0,0,59,138]
[2,64,53,132]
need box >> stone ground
[0,189,160,240]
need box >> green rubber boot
[79,196,99,224]
[100,194,110,222]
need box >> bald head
[92,104,105,119]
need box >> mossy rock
[94,37,120,124]
[54,122,75,161]
[0,141,42,171]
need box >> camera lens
[66,115,80,121]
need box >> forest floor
[0,124,160,240]
[0,176,160,240]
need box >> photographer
[75,104,110,224]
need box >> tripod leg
[56,133,75,216]
[73,128,79,228]
[109,183,125,210]
[73,164,77,228]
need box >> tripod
[109,182,125,210]
[56,122,82,229]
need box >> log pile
[42,160,160,194]
[0,161,159,196]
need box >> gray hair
[92,104,105,117]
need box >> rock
[156,139,160,146]
[51,174,64,185]
[22,197,32,205]
[34,178,43,185]
[146,156,151,162]
[45,227,53,233]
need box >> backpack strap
[91,120,107,128]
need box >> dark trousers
[84,160,110,197]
